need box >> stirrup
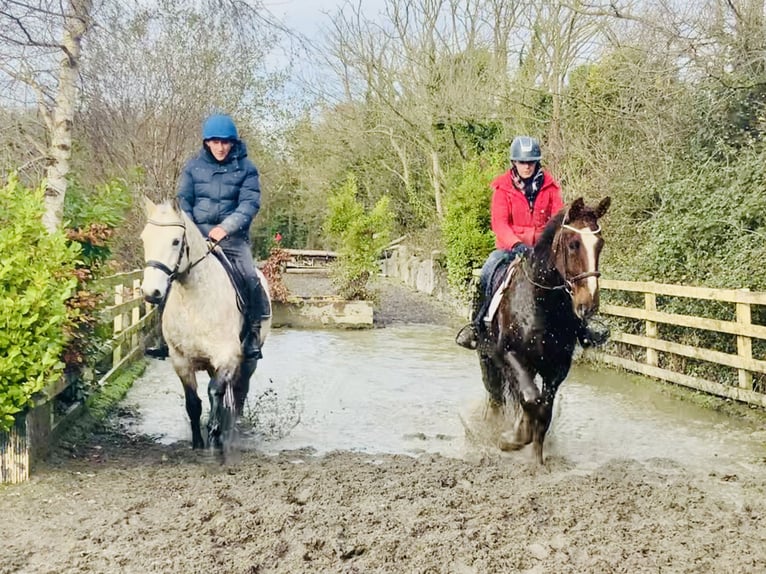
[455,324,478,350]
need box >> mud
[2,276,766,573]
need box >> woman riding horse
[455,136,608,350]
[477,196,611,463]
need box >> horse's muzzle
[575,302,598,320]
[143,291,164,306]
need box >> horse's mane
[177,207,209,258]
[534,207,567,256]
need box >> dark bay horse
[140,198,271,453]
[477,197,610,463]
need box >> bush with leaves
[64,176,132,269]
[442,154,502,289]
[323,174,393,300]
[0,175,80,431]
[61,177,134,383]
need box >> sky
[262,0,387,105]
[267,0,387,41]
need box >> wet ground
[123,325,766,479]
[2,276,766,573]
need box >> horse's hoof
[499,438,527,452]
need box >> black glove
[511,242,532,258]
[578,319,610,348]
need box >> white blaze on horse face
[581,230,599,298]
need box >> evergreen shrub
[0,176,80,431]
[442,154,502,289]
[323,174,393,300]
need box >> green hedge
[0,175,80,431]
[442,154,503,289]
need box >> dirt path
[2,277,766,573]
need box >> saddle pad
[211,248,247,314]
[484,261,518,324]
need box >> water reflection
[123,325,766,473]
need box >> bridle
[522,222,602,295]
[144,219,215,283]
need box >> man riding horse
[455,136,608,349]
[146,113,269,361]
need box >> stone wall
[272,296,375,329]
[380,246,469,318]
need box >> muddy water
[122,324,766,474]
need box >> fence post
[131,279,141,352]
[736,290,753,390]
[112,283,124,366]
[645,292,659,367]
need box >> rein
[144,219,217,282]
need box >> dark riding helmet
[202,114,239,141]
[510,136,542,163]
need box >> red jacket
[490,170,564,249]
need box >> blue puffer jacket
[177,141,261,240]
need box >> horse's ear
[564,197,585,223]
[143,196,156,217]
[595,196,611,219]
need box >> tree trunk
[430,149,443,219]
[43,0,93,233]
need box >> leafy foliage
[323,174,394,300]
[627,145,766,290]
[442,154,502,288]
[0,175,80,431]
[64,177,132,269]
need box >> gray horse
[140,198,271,451]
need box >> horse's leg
[235,357,257,415]
[173,362,204,449]
[207,364,239,452]
[479,352,505,406]
[500,352,551,458]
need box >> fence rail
[595,279,766,408]
[1,270,156,484]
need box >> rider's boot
[145,301,169,359]
[456,285,484,350]
[578,319,610,349]
[145,334,169,359]
[243,321,263,360]
[455,323,478,349]
[242,280,265,360]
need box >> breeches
[220,238,269,321]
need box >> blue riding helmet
[510,136,542,162]
[202,114,239,141]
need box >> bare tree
[317,0,514,220]
[0,0,93,232]
[78,0,287,197]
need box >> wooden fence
[282,248,337,274]
[595,279,766,408]
[0,270,156,484]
